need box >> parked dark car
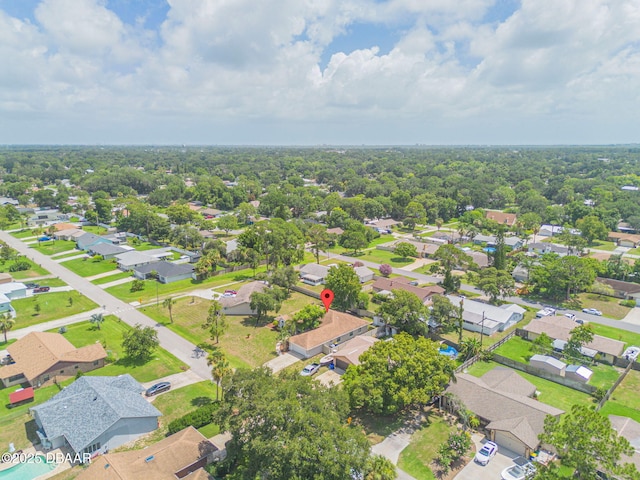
[33,286,50,293]
[145,381,171,397]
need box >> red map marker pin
[320,289,334,312]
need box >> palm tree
[459,337,482,360]
[365,454,397,480]
[162,297,177,323]
[435,218,444,231]
[0,313,15,343]
[207,350,231,402]
[90,313,104,330]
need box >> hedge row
[167,402,218,435]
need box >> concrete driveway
[455,434,520,480]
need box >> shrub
[379,264,392,277]
[620,299,636,308]
[130,279,145,292]
[58,326,67,334]
[8,260,30,272]
[167,402,218,435]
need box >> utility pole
[480,311,485,347]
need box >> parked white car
[474,441,498,465]
[536,307,556,318]
[582,308,602,316]
[300,363,320,376]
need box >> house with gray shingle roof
[31,375,161,456]
[299,263,330,286]
[88,243,129,260]
[115,251,161,271]
[134,261,195,283]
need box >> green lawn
[62,256,118,277]
[0,258,49,279]
[466,361,594,411]
[50,250,83,260]
[123,382,220,450]
[141,294,292,370]
[92,270,132,285]
[11,291,98,328]
[397,412,457,480]
[590,323,640,349]
[576,293,631,320]
[589,240,618,251]
[128,239,163,251]
[36,278,67,287]
[81,225,107,235]
[601,369,640,415]
[493,336,620,389]
[355,249,414,267]
[0,379,75,451]
[10,229,38,239]
[31,240,77,255]
[48,317,187,382]
[106,266,268,303]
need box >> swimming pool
[483,247,496,253]
[439,345,458,358]
[0,455,56,480]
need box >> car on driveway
[33,286,50,293]
[223,290,237,297]
[582,308,602,316]
[474,441,498,465]
[300,363,320,376]
[145,381,171,396]
[501,456,536,480]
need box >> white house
[299,263,330,286]
[529,354,567,376]
[220,281,268,315]
[447,296,526,336]
[353,266,374,283]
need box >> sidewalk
[99,276,134,289]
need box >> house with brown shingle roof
[288,310,370,358]
[372,277,445,304]
[331,336,378,371]
[75,426,218,480]
[0,332,107,388]
[522,316,625,364]
[219,281,268,315]
[595,277,640,303]
[485,210,517,227]
[445,368,563,457]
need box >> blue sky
[0,0,639,145]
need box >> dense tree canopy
[214,368,371,480]
[343,333,456,414]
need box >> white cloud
[1,0,640,143]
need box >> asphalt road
[0,231,212,380]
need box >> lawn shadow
[114,356,151,368]
[25,418,39,444]
[191,396,213,407]
[240,315,275,329]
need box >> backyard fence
[597,360,635,410]
[454,330,516,373]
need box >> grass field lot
[123,382,220,450]
[128,239,162,251]
[576,293,631,320]
[36,278,67,287]
[466,360,594,411]
[0,379,75,451]
[92,270,132,285]
[10,229,38,239]
[51,250,83,260]
[140,293,311,370]
[493,336,621,389]
[12,291,98,328]
[61,256,119,277]
[327,235,395,254]
[81,225,107,235]
[31,240,76,256]
[47,317,187,382]
[397,412,457,480]
[0,258,49,279]
[353,249,414,268]
[600,370,640,423]
[106,266,268,303]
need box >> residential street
[0,231,212,381]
